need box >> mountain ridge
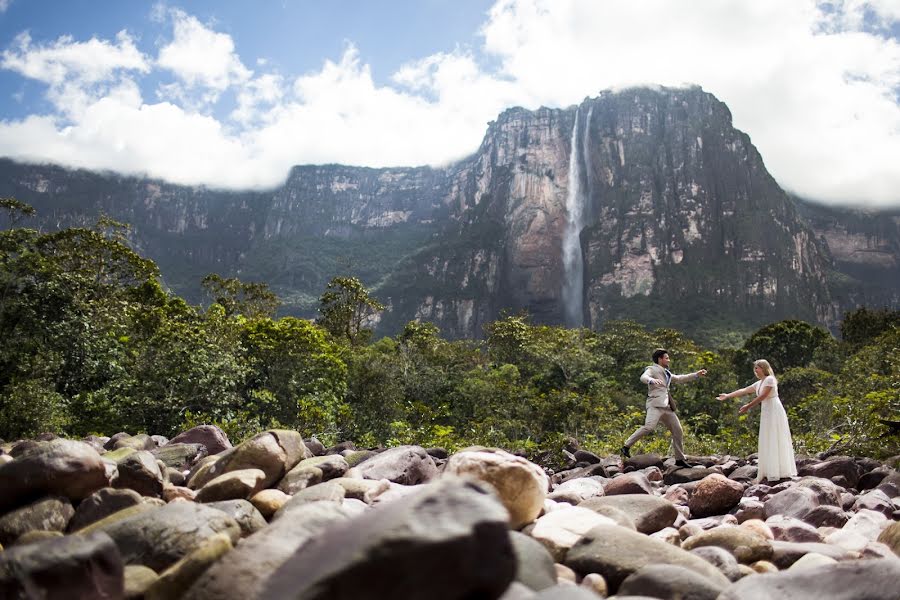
[1,86,897,344]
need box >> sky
[0,1,898,207]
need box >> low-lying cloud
[0,0,897,207]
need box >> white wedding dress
[755,375,797,482]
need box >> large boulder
[169,425,232,455]
[112,450,165,498]
[719,557,900,599]
[0,531,123,599]
[350,445,439,485]
[688,473,744,517]
[617,563,726,600]
[0,496,74,546]
[444,448,549,528]
[262,477,515,600]
[603,472,653,496]
[183,501,352,600]
[509,530,557,591]
[195,468,267,503]
[579,495,678,534]
[797,457,860,488]
[564,524,729,593]
[152,443,208,471]
[82,501,241,572]
[68,487,143,532]
[0,439,108,512]
[188,430,309,490]
[530,507,617,561]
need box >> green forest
[1,199,898,465]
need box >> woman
[717,359,797,482]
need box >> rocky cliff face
[387,88,839,339]
[0,87,895,341]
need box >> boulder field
[0,429,898,599]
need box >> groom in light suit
[621,348,707,468]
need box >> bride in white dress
[717,359,797,482]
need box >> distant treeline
[1,199,898,464]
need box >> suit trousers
[624,405,685,460]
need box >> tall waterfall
[561,107,589,328]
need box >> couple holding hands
[620,348,797,483]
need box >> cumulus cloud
[156,9,252,101]
[0,0,898,207]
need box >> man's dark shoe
[675,459,693,469]
[620,446,631,458]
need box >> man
[621,348,707,468]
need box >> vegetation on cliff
[0,201,897,463]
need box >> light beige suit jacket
[639,364,702,410]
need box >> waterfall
[562,108,587,328]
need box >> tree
[317,276,384,345]
[734,319,834,378]
[201,273,280,319]
[840,307,900,350]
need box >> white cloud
[0,0,12,13]
[156,9,252,100]
[0,1,898,207]
[477,0,900,206]
[1,30,149,87]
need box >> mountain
[1,86,897,344]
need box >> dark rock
[663,465,718,485]
[0,496,74,546]
[426,447,450,460]
[182,501,351,600]
[603,472,653,496]
[564,524,729,593]
[853,489,896,518]
[188,429,309,490]
[113,434,156,452]
[728,465,758,481]
[0,439,108,512]
[763,486,820,520]
[579,495,677,534]
[325,441,357,455]
[0,531,123,599]
[85,501,241,572]
[351,445,439,485]
[204,499,267,537]
[618,563,726,600]
[262,478,515,600]
[169,425,232,456]
[858,468,889,490]
[681,527,773,563]
[719,557,900,599]
[802,504,849,528]
[304,437,326,456]
[104,432,132,451]
[151,443,208,471]
[769,540,859,569]
[688,474,744,517]
[113,450,165,497]
[798,457,860,488]
[690,545,743,581]
[509,530,557,591]
[68,487,143,532]
[623,454,664,471]
[572,450,601,465]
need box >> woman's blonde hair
[754,359,774,377]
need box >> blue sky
[0,0,898,206]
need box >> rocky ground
[0,428,898,599]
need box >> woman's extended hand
[716,393,728,401]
